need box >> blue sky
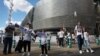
[0,0,39,30]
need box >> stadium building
[22,0,100,34]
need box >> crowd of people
[2,22,95,56]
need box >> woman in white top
[74,22,84,54]
[83,28,94,53]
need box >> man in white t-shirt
[57,29,65,47]
[74,22,84,54]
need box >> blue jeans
[84,40,91,49]
[3,37,13,54]
[77,35,84,50]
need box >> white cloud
[4,0,33,13]
[0,27,5,31]
[6,20,21,25]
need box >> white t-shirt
[74,25,82,36]
[14,36,20,43]
[72,34,75,39]
[67,32,71,39]
[23,28,33,41]
[84,32,89,40]
[57,31,64,38]
[40,37,47,45]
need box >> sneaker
[79,50,83,54]
[22,52,25,56]
[90,50,94,53]
[27,52,30,56]
[86,49,89,53]
[45,54,48,56]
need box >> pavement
[0,43,100,56]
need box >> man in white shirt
[57,29,65,47]
[74,22,84,54]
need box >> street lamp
[74,11,77,17]
[7,0,14,24]
[74,11,78,23]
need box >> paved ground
[0,43,100,56]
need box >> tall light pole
[7,0,14,24]
[74,11,77,17]
[74,11,78,23]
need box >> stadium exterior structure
[21,7,34,29]
[22,0,99,34]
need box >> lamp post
[7,0,14,24]
[74,11,77,17]
[74,11,78,23]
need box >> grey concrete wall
[33,0,96,31]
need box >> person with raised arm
[15,23,35,56]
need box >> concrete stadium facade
[32,0,96,33]
[21,7,34,28]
